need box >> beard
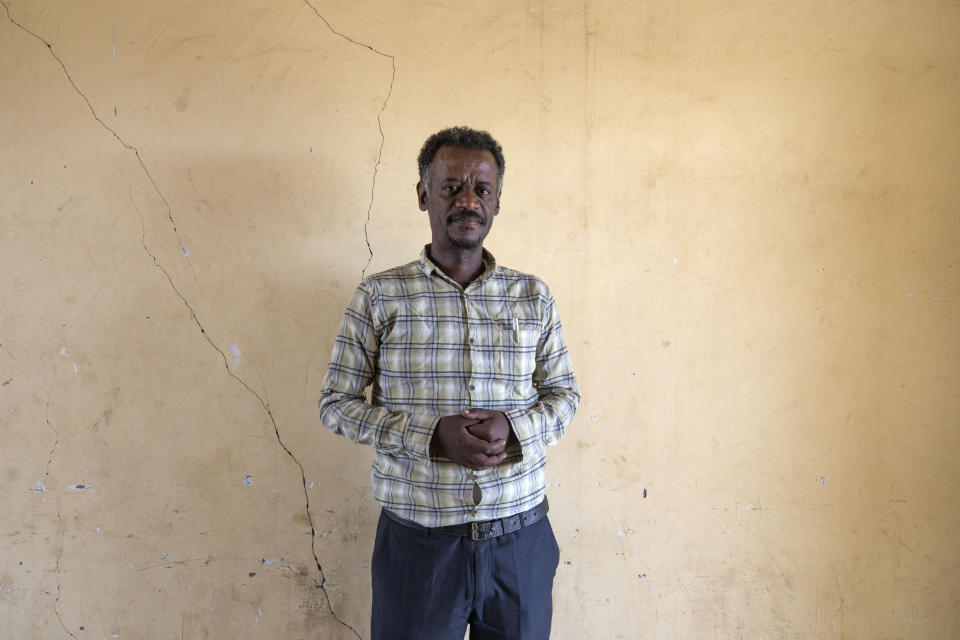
[445,209,487,249]
[446,233,482,249]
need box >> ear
[416,181,428,211]
[493,193,500,216]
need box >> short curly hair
[417,126,505,193]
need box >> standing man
[319,126,579,639]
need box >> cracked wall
[2,1,959,638]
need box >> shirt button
[469,384,476,391]
[469,338,474,344]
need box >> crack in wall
[62,258,128,335]
[41,390,58,494]
[303,0,396,281]
[120,180,360,639]
[0,342,66,638]
[0,343,58,500]
[4,4,359,638]
[53,514,78,640]
[0,343,57,498]
[1,1,201,290]
[132,555,265,572]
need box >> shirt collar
[420,244,498,285]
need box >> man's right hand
[431,414,507,471]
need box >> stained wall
[1,1,958,638]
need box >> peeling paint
[228,343,241,369]
[58,346,78,375]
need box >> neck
[428,244,485,287]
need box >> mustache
[447,209,485,225]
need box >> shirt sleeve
[503,290,580,461]
[317,282,439,462]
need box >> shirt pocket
[492,316,540,378]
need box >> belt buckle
[471,520,493,541]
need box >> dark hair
[417,126,505,192]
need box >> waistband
[382,497,549,541]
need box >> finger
[483,439,506,455]
[465,435,503,455]
[489,451,508,466]
[462,408,494,419]
[467,424,492,440]
[465,433,503,456]
[456,417,481,430]
[462,430,491,446]
[471,421,509,441]
[459,433,497,459]
[472,451,507,469]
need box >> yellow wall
[2,1,958,638]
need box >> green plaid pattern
[319,247,579,527]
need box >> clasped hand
[431,409,515,471]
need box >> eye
[476,186,490,196]
[442,183,459,193]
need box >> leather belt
[383,497,549,541]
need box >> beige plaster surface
[1,1,958,638]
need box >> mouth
[448,211,485,227]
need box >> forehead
[429,146,499,183]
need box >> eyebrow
[441,178,494,187]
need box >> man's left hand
[461,409,517,446]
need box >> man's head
[416,127,505,253]
[417,126,505,194]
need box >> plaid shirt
[319,246,579,527]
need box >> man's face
[417,146,500,252]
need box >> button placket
[463,290,477,398]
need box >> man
[319,126,579,639]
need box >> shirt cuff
[403,414,441,462]
[503,409,541,462]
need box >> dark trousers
[371,509,560,640]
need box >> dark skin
[417,146,517,470]
[431,410,513,471]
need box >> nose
[455,187,480,211]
